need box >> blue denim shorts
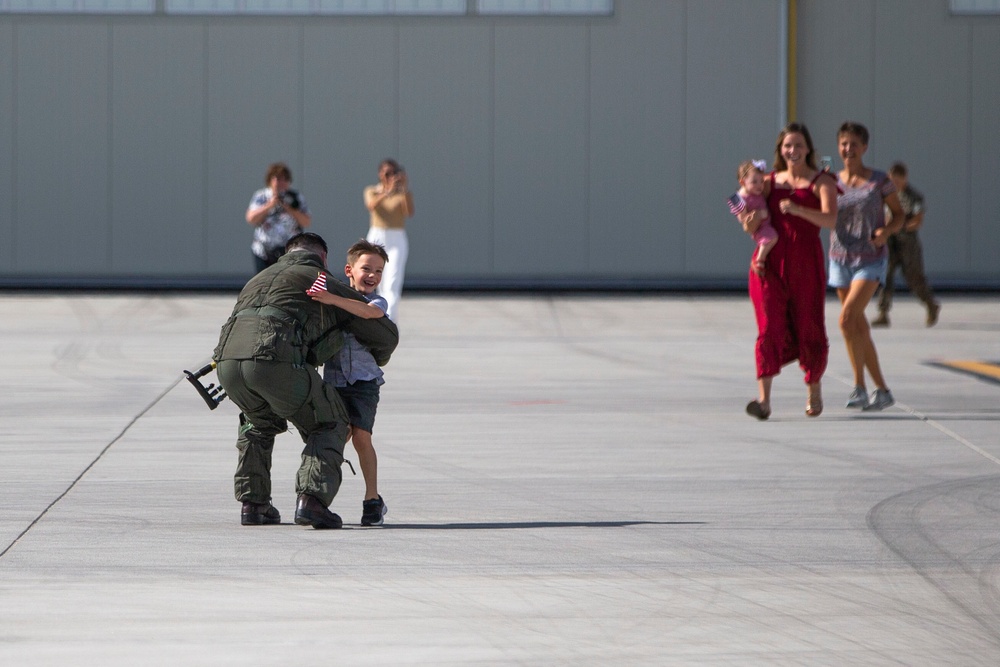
[828,255,888,288]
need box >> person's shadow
[380,520,703,530]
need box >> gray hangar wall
[796,0,1000,286]
[0,1,997,288]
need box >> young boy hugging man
[308,239,391,526]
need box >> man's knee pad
[238,412,287,438]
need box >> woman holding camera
[246,162,312,273]
[364,158,414,322]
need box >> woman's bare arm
[779,173,838,229]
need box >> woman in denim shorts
[829,122,906,411]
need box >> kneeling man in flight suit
[213,232,398,528]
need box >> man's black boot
[294,494,343,529]
[241,501,281,526]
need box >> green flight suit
[214,250,398,508]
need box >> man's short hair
[888,161,908,177]
[346,239,389,266]
[285,232,327,255]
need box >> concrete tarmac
[1,291,999,666]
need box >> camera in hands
[280,189,301,210]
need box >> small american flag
[727,193,747,216]
[306,272,328,296]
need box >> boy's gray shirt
[322,293,389,387]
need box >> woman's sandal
[746,400,771,421]
[805,384,823,417]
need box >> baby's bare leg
[756,237,778,263]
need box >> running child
[308,239,391,526]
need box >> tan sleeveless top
[365,185,410,230]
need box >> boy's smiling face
[345,252,385,295]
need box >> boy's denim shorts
[828,255,888,288]
[335,379,381,433]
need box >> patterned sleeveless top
[831,170,895,266]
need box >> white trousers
[365,227,408,323]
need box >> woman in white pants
[364,158,414,322]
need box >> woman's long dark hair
[773,122,818,171]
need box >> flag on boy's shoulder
[727,193,747,215]
[306,271,328,296]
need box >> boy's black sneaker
[361,496,387,526]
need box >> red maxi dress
[748,171,829,384]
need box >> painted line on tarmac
[895,400,1000,468]
[893,360,1000,468]
[927,359,1000,385]
[0,376,183,560]
[914,359,1000,466]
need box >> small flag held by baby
[727,193,746,215]
[306,272,328,295]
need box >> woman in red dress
[740,123,838,419]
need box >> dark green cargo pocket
[313,380,349,426]
[217,313,303,363]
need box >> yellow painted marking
[932,360,1000,383]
